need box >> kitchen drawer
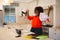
[49,28,56,39]
[55,29,60,40]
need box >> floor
[0,24,53,40]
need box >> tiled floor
[0,24,53,40]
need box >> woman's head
[34,6,44,16]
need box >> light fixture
[3,0,10,5]
[3,0,13,5]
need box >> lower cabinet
[49,28,60,40]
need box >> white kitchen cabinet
[49,28,60,40]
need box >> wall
[0,0,3,5]
[38,0,55,9]
[15,3,29,24]
[15,1,37,24]
[0,10,3,27]
[53,0,60,27]
[0,0,3,27]
[15,0,56,25]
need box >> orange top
[28,16,42,28]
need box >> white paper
[39,13,48,21]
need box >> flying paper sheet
[39,13,48,21]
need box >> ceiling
[1,0,34,5]
[13,0,33,3]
